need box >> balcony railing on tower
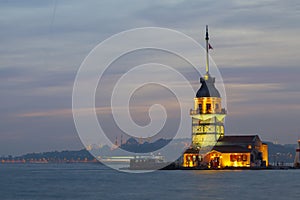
[190,108,226,115]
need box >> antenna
[205,25,210,79]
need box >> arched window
[206,103,211,113]
[198,104,202,112]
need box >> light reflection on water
[0,163,299,200]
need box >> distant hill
[0,149,97,163]
[88,138,190,161]
[266,142,297,164]
[120,138,172,153]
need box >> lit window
[206,104,211,112]
[237,155,242,162]
[198,104,202,111]
[230,155,236,162]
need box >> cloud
[1,0,300,154]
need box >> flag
[208,43,213,50]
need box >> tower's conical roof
[196,75,220,98]
[196,26,220,98]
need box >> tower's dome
[196,76,220,98]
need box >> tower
[190,26,226,149]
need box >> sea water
[0,163,299,200]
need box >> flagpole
[205,25,209,79]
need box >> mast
[205,25,210,80]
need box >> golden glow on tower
[190,94,226,148]
[189,25,226,149]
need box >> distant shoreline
[0,140,297,166]
[0,160,100,164]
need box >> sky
[1,0,300,155]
